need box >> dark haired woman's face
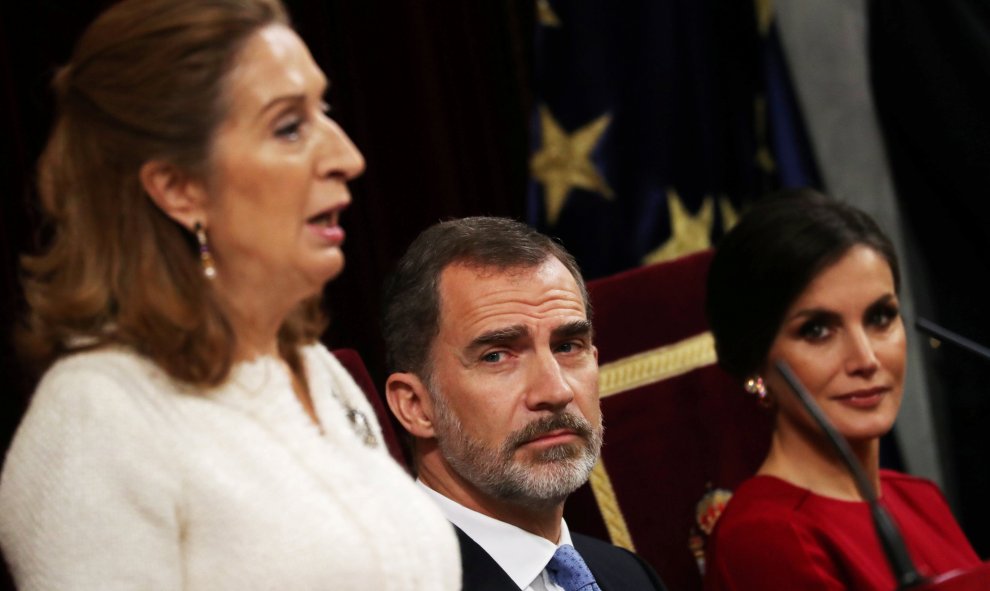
[202,24,365,308]
[762,245,905,442]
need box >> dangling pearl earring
[193,222,216,279]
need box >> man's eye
[555,342,579,354]
[481,351,503,363]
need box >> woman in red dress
[703,189,981,590]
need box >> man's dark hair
[382,216,590,377]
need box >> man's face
[427,258,602,508]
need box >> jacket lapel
[455,526,523,591]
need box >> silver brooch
[346,408,379,448]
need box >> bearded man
[384,217,666,591]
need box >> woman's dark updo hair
[705,188,900,380]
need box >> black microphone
[774,359,926,590]
[915,317,990,363]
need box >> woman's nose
[844,327,879,377]
[316,116,366,181]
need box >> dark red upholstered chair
[562,249,773,591]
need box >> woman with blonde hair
[0,1,459,588]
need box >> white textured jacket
[0,344,460,590]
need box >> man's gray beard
[429,381,604,509]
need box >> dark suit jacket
[455,526,667,591]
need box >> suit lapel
[454,526,661,591]
[454,526,523,591]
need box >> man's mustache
[505,412,595,451]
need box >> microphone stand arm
[775,360,925,590]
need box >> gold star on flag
[642,190,714,265]
[754,97,777,175]
[755,0,774,35]
[719,196,739,232]
[530,105,613,226]
[537,0,562,27]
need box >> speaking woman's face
[201,24,364,313]
[762,245,906,444]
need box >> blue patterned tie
[546,544,602,591]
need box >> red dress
[704,470,981,590]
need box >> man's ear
[139,159,208,230]
[386,372,436,439]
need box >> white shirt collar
[417,480,572,590]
